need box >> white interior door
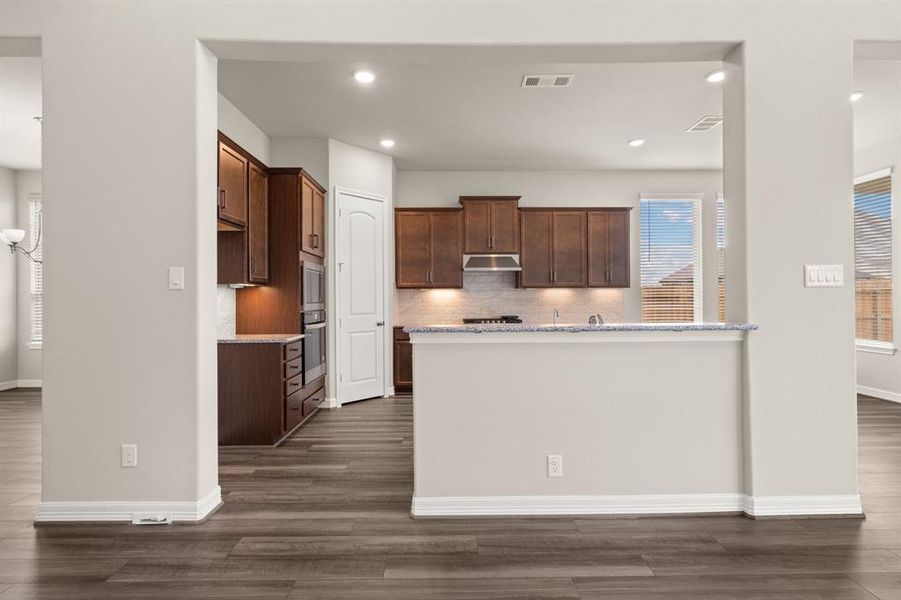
[337,190,385,404]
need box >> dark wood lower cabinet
[218,338,323,446]
[393,327,413,395]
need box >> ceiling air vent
[686,115,724,133]
[521,74,574,88]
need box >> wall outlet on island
[547,454,563,478]
[121,444,138,468]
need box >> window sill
[26,342,42,350]
[856,340,897,355]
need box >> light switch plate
[168,267,185,290]
[804,264,843,288]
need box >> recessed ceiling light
[705,69,725,83]
[850,90,864,102]
[380,139,395,148]
[627,139,646,147]
[353,70,375,84]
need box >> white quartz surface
[405,322,758,334]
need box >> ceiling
[219,60,726,171]
[220,57,901,172]
[0,56,42,170]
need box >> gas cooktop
[462,315,523,324]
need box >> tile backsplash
[395,272,624,326]
[217,285,236,339]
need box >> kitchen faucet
[553,307,560,325]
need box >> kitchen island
[405,322,758,517]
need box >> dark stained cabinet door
[490,200,520,253]
[462,200,492,253]
[429,210,463,288]
[587,210,631,288]
[519,211,553,287]
[311,185,326,258]
[300,176,317,256]
[218,141,248,227]
[395,211,431,288]
[247,162,269,283]
[393,327,413,394]
[551,211,587,287]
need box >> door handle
[218,188,226,209]
[376,322,384,327]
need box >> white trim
[411,493,862,518]
[0,380,16,391]
[639,192,705,201]
[16,379,42,388]
[386,386,396,397]
[856,339,897,355]
[26,341,42,350]
[36,486,222,523]
[409,330,746,345]
[858,384,901,404]
[855,167,893,185]
[743,494,862,517]
[333,186,390,406]
[321,396,340,409]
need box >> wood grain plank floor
[0,389,899,599]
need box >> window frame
[639,193,704,323]
[853,168,894,352]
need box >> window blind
[854,173,893,343]
[29,196,42,345]
[640,197,701,322]
[717,195,726,322]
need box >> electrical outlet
[121,444,138,468]
[547,454,563,478]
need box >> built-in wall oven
[302,309,326,384]
[302,261,325,311]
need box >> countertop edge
[404,323,759,334]
[217,334,304,344]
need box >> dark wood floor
[1,389,900,599]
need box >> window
[854,170,893,344]
[717,194,726,322]
[28,194,42,347]
[640,195,702,322]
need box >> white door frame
[333,186,391,407]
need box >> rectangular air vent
[686,115,724,132]
[521,74,574,88]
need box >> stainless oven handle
[305,323,327,330]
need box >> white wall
[217,93,269,164]
[0,168,16,388]
[855,138,901,401]
[2,0,896,518]
[270,137,328,186]
[15,169,41,383]
[396,170,723,322]
[327,139,394,403]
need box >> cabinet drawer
[284,357,302,379]
[393,327,409,342]
[303,387,325,416]
[285,389,303,431]
[284,373,302,397]
[284,341,302,361]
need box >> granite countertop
[404,323,759,334]
[218,333,304,344]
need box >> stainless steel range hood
[462,253,522,272]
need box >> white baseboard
[412,493,863,518]
[322,396,340,409]
[858,384,901,404]
[36,485,222,523]
[386,386,396,397]
[743,494,862,517]
[0,379,41,391]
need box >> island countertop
[404,322,758,334]
[217,333,303,344]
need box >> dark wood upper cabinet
[551,211,587,286]
[460,196,520,253]
[395,209,463,288]
[519,210,553,287]
[247,162,269,283]
[300,175,326,258]
[218,140,248,228]
[587,209,631,288]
